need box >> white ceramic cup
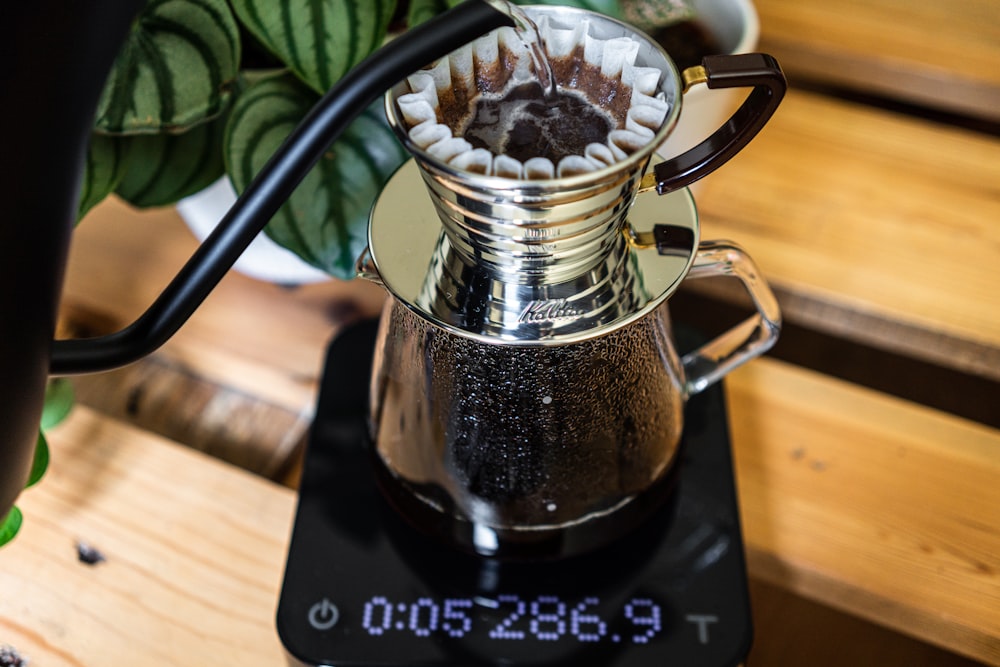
[656,0,760,161]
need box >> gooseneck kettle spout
[51,1,515,375]
[0,1,514,522]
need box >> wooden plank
[60,199,385,479]
[749,578,988,667]
[691,87,1000,380]
[2,361,997,664]
[755,0,1000,120]
[61,197,387,413]
[726,358,1000,665]
[39,80,998,666]
[69,355,311,480]
[0,407,296,666]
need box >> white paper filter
[395,15,670,180]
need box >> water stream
[484,0,556,97]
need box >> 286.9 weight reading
[361,594,662,644]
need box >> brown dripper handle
[649,53,786,194]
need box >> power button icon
[308,598,340,631]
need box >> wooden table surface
[2,1,998,665]
[754,0,1000,122]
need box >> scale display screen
[356,593,662,643]
[277,321,751,667]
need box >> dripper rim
[383,4,684,192]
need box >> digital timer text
[360,594,663,645]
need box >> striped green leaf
[406,0,465,26]
[229,0,396,94]
[619,0,694,30]
[114,112,227,207]
[515,0,624,20]
[77,133,129,221]
[224,73,408,279]
[407,0,447,27]
[95,0,241,134]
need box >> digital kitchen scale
[277,319,752,666]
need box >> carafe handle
[646,53,786,194]
[354,245,384,285]
[679,241,781,396]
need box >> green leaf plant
[78,0,401,279]
[0,379,73,547]
[76,0,692,280]
[79,0,414,279]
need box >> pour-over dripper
[378,7,690,343]
[364,5,784,559]
[375,5,785,345]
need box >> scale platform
[277,319,752,667]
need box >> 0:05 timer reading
[361,594,663,644]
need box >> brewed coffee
[653,19,723,71]
[371,300,684,535]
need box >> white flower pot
[176,177,331,285]
[656,0,761,162]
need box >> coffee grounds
[462,82,614,164]
[395,20,669,179]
